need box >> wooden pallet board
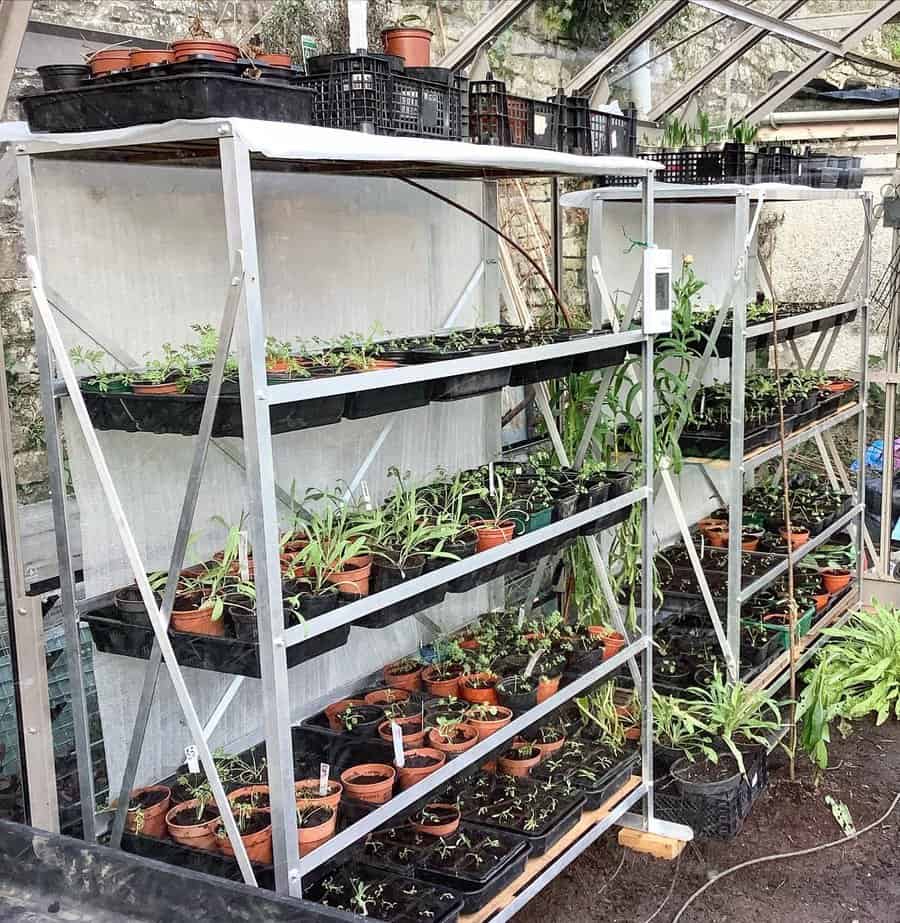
[618,826,685,860]
[460,775,642,923]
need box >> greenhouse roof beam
[436,0,536,71]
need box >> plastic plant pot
[459,672,500,705]
[384,660,424,692]
[396,748,446,790]
[705,525,729,548]
[498,746,541,778]
[340,764,396,805]
[820,567,852,593]
[324,698,365,731]
[130,49,174,68]
[165,799,220,852]
[297,805,336,857]
[779,525,810,549]
[410,803,460,838]
[339,704,385,738]
[465,705,512,740]
[427,723,479,755]
[325,554,372,596]
[88,49,132,76]
[381,26,434,67]
[171,39,240,62]
[378,716,426,750]
[37,64,90,91]
[258,53,292,67]
[215,808,273,864]
[536,674,560,703]
[295,779,342,812]
[170,600,224,637]
[227,785,270,809]
[131,380,181,396]
[422,664,465,698]
[364,687,412,707]
[125,785,171,838]
[533,733,566,761]
[495,675,538,715]
[472,519,515,552]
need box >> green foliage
[542,0,656,44]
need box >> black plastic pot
[114,585,156,627]
[565,643,604,677]
[550,486,578,523]
[358,556,432,629]
[340,704,385,737]
[495,674,538,714]
[37,64,90,91]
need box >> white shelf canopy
[561,182,869,208]
[1,117,663,179]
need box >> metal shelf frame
[14,119,678,905]
[565,184,873,685]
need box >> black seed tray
[570,344,628,374]
[344,380,433,419]
[431,367,512,401]
[533,748,639,811]
[509,356,575,387]
[679,418,787,460]
[712,307,856,357]
[22,72,316,133]
[82,389,345,437]
[83,605,350,678]
[303,860,464,923]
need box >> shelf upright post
[16,150,96,841]
[858,193,873,588]
[726,191,752,667]
[639,171,655,825]
[219,135,301,898]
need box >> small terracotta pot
[170,601,224,637]
[365,688,411,707]
[172,39,240,63]
[465,706,512,740]
[216,808,273,864]
[812,591,829,613]
[473,519,515,552]
[422,664,463,697]
[698,517,728,537]
[88,48,132,76]
[600,630,626,661]
[227,784,269,808]
[378,716,425,750]
[625,725,641,741]
[381,26,433,67]
[396,747,446,790]
[295,779,342,812]
[297,806,336,857]
[125,785,171,838]
[536,674,561,703]
[340,764,396,804]
[325,554,372,596]
[427,723,479,754]
[384,662,423,692]
[459,638,480,651]
[324,698,365,731]
[821,567,852,593]
[780,526,810,549]
[129,49,174,68]
[741,536,760,552]
[534,735,566,761]
[132,381,180,395]
[165,799,219,851]
[459,672,499,705]
[410,803,460,838]
[706,525,729,548]
[824,379,855,393]
[498,748,541,777]
[258,52,292,67]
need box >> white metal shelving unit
[10,117,684,909]
[562,182,872,688]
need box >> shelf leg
[18,152,96,841]
[220,135,301,898]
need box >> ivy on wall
[541,0,656,44]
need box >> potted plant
[498,740,541,778]
[215,801,273,864]
[464,703,512,740]
[427,717,479,754]
[297,804,337,857]
[780,523,810,549]
[171,14,240,63]
[421,638,467,696]
[131,343,189,395]
[324,697,365,731]
[364,687,411,707]
[652,692,716,771]
[121,785,171,838]
[338,703,385,738]
[383,658,423,692]
[377,715,425,749]
[340,764,396,805]
[295,778,342,812]
[495,674,538,714]
[165,791,220,851]
[820,563,852,593]
[410,802,460,837]
[86,46,132,76]
[70,346,132,393]
[531,722,567,760]
[396,747,446,790]
[459,671,500,705]
[469,473,524,552]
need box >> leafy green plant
[652,692,717,760]
[69,346,133,392]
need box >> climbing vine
[541,0,657,44]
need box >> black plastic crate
[588,106,637,157]
[755,145,799,183]
[327,51,393,134]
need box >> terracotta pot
[125,785,171,838]
[216,808,273,864]
[410,803,460,838]
[381,26,433,67]
[813,591,829,613]
[498,747,541,777]
[396,748,446,790]
[258,52,292,68]
[171,39,240,63]
[465,706,512,740]
[297,806,336,857]
[698,517,727,537]
[427,723,479,755]
[706,525,729,548]
[780,526,810,549]
[227,785,269,808]
[129,49,174,68]
[131,381,180,395]
[459,672,499,705]
[473,519,515,552]
[534,735,566,761]
[821,567,852,593]
[88,48,132,76]
[422,664,463,697]
[824,379,855,393]
[378,717,426,750]
[295,779,342,812]
[170,600,224,637]
[325,554,372,596]
[741,536,760,552]
[324,698,365,731]
[536,674,560,703]
[384,662,423,692]
[600,631,626,661]
[459,638,480,651]
[165,799,220,851]
[340,764,396,804]
[364,688,411,707]
[625,725,641,741]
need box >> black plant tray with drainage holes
[532,745,639,811]
[81,389,346,437]
[678,418,788,460]
[570,344,629,374]
[344,380,434,419]
[21,72,316,133]
[710,306,857,358]
[81,604,350,678]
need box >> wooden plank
[618,826,685,860]
[461,775,642,923]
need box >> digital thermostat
[642,247,673,334]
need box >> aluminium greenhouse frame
[13,117,686,906]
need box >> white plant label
[391,722,405,768]
[361,480,373,510]
[488,461,495,496]
[319,762,330,796]
[184,744,200,775]
[238,530,250,583]
[516,605,525,629]
[524,648,544,678]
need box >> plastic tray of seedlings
[360,823,530,913]
[451,772,586,857]
[531,738,640,810]
[81,601,351,678]
[303,860,465,923]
